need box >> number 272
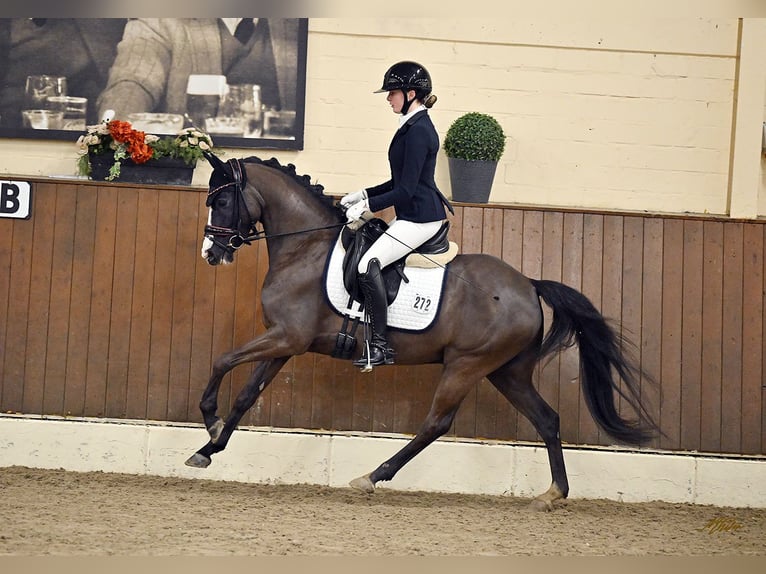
[413,295,431,312]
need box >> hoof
[185,452,212,468]
[208,418,225,443]
[349,474,375,494]
[529,498,553,512]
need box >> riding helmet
[374,61,432,94]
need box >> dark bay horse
[187,153,657,510]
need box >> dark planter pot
[447,157,499,204]
[89,153,195,186]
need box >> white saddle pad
[324,236,448,332]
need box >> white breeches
[358,218,445,273]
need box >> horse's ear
[204,151,226,172]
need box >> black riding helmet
[374,61,434,115]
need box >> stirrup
[353,341,395,372]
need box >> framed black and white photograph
[0,18,308,150]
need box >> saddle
[340,218,451,306]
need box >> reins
[208,221,348,251]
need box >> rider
[341,60,454,370]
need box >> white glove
[340,189,367,208]
[345,198,370,223]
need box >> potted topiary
[443,112,505,203]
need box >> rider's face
[387,89,415,114]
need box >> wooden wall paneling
[659,219,684,450]
[700,221,724,452]
[539,211,564,433]
[1,192,35,413]
[0,216,10,409]
[640,218,663,449]
[43,182,77,416]
[165,191,203,421]
[517,210,544,442]
[290,353,315,429]
[720,223,744,454]
[452,206,485,438]
[268,354,296,429]
[740,223,763,454]
[497,208,524,440]
[475,207,504,439]
[558,212,584,444]
[104,187,140,419]
[448,206,464,256]
[84,186,117,417]
[579,214,604,445]
[620,217,643,429]
[142,189,176,421]
[330,356,355,431]
[125,188,159,420]
[5,179,766,456]
[392,363,420,435]
[24,182,57,414]
[187,194,218,423]
[600,214,624,446]
[64,185,98,417]
[351,357,375,432]
[680,220,704,451]
[371,359,396,434]
[311,353,335,430]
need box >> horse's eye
[215,195,230,209]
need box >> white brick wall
[2,17,764,217]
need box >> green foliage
[443,112,505,161]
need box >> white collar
[398,103,425,127]
[220,18,259,36]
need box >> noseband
[204,158,257,252]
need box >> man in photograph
[97,18,289,122]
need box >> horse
[187,153,658,511]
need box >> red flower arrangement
[107,120,155,164]
[76,119,214,181]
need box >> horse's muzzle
[201,235,233,265]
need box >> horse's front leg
[186,356,289,468]
[196,325,299,438]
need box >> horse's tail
[530,278,658,445]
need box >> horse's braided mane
[241,155,338,211]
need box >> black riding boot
[353,258,395,370]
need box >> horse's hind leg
[186,357,289,468]
[488,356,569,512]
[349,361,477,493]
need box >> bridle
[203,158,258,252]
[203,158,347,254]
